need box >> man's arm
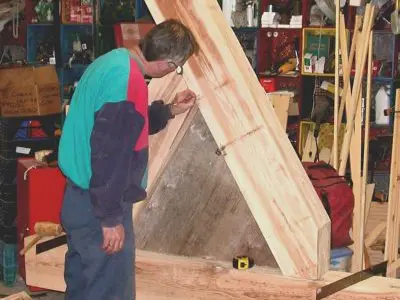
[89,101,145,227]
[148,89,197,135]
[148,100,174,135]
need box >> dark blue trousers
[60,183,135,300]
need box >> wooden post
[333,0,341,169]
[336,16,361,137]
[384,89,400,277]
[144,0,331,279]
[357,31,374,270]
[338,12,363,271]
[338,5,375,176]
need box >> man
[58,19,199,300]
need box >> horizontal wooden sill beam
[24,236,400,299]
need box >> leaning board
[144,0,331,279]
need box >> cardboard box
[0,65,61,117]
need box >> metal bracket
[315,261,388,300]
[215,126,262,156]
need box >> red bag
[303,161,354,248]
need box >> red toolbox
[17,158,66,291]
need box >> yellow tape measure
[232,256,254,270]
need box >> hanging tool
[315,261,387,299]
[232,256,255,270]
[19,221,63,256]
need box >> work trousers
[60,182,135,300]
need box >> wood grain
[144,0,330,279]
[24,235,400,299]
[385,89,400,277]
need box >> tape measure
[232,256,254,270]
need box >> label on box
[16,147,31,155]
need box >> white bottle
[375,85,390,125]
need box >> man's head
[139,19,199,78]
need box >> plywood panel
[135,112,277,267]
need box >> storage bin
[330,247,353,272]
[0,241,18,286]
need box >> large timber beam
[144,0,331,279]
[24,236,400,299]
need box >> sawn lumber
[23,235,400,299]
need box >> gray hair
[139,19,199,66]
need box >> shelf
[258,73,301,79]
[302,72,335,77]
[232,27,259,31]
[61,23,93,27]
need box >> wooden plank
[339,4,375,175]
[385,89,400,277]
[333,0,340,169]
[134,112,276,267]
[351,25,369,272]
[144,0,331,279]
[0,292,32,300]
[359,31,374,269]
[365,202,388,266]
[268,92,291,131]
[24,235,400,299]
[338,12,363,271]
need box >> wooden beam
[24,236,400,299]
[359,30,373,269]
[338,12,363,271]
[0,292,32,300]
[144,0,331,279]
[385,89,400,277]
[333,0,341,169]
[339,4,375,175]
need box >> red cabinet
[17,158,66,289]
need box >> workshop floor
[0,276,64,299]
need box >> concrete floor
[0,276,64,299]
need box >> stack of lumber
[330,4,376,272]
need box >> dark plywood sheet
[134,111,277,267]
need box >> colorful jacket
[58,48,173,227]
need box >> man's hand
[169,89,197,116]
[102,224,125,255]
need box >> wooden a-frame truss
[23,1,400,299]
